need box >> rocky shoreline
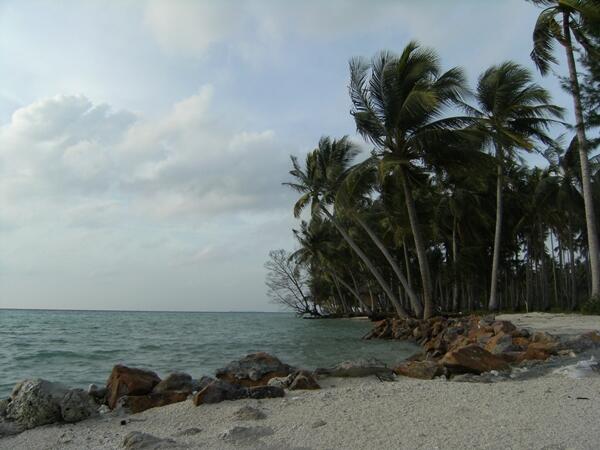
[1,314,600,449]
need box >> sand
[2,313,600,450]
[497,312,600,336]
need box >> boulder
[288,370,320,390]
[87,384,107,403]
[566,331,600,352]
[106,365,161,409]
[122,391,189,414]
[60,389,97,423]
[267,375,292,389]
[0,420,24,438]
[122,431,180,449]
[485,332,514,355]
[152,373,195,394]
[315,358,393,378]
[215,353,293,387]
[192,381,247,406]
[394,360,441,380]
[519,342,558,362]
[0,398,9,418]
[531,331,557,345]
[5,379,68,429]
[247,385,285,399]
[233,405,266,420]
[441,345,510,374]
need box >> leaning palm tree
[285,136,410,317]
[468,61,563,310]
[349,41,471,318]
[528,0,600,298]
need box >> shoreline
[2,313,600,449]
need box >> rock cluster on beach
[365,315,600,379]
[0,352,322,438]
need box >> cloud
[0,86,293,232]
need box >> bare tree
[264,249,318,316]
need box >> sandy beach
[3,313,600,450]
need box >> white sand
[497,312,600,336]
[3,313,600,450]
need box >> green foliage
[580,295,600,314]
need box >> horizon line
[0,307,285,314]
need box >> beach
[2,313,600,450]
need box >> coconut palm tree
[349,41,471,318]
[285,136,410,317]
[468,61,563,310]
[528,0,600,298]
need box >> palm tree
[285,136,410,317]
[529,0,600,298]
[349,41,470,318]
[468,61,563,310]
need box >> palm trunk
[562,12,600,298]
[402,237,413,290]
[489,146,503,311]
[353,215,423,317]
[398,166,434,318]
[320,207,409,317]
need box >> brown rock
[394,360,441,380]
[441,345,510,374]
[215,353,293,387]
[485,332,514,355]
[193,381,247,406]
[152,372,195,394]
[288,370,320,390]
[106,365,161,410]
[512,336,530,348]
[123,391,189,413]
[519,342,558,362]
[531,331,557,345]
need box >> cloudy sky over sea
[0,0,572,311]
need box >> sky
[0,0,575,311]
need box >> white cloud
[0,86,292,231]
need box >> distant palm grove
[266,0,600,319]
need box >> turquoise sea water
[0,310,417,397]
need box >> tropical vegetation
[266,0,600,318]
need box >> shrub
[580,295,600,315]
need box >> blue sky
[0,0,574,311]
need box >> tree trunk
[562,12,600,298]
[320,207,409,317]
[353,215,423,317]
[336,274,371,315]
[489,145,503,311]
[398,166,434,318]
[452,216,459,312]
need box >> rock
[492,321,517,335]
[215,352,293,387]
[567,331,600,352]
[0,398,9,418]
[519,342,558,362]
[0,420,24,437]
[122,431,180,449]
[394,360,441,380]
[122,391,189,414]
[441,345,510,374]
[485,332,514,355]
[5,379,68,429]
[233,405,266,420]
[192,381,247,406]
[196,376,215,391]
[267,376,292,389]
[219,425,274,442]
[315,358,392,378]
[247,385,285,399]
[173,427,202,437]
[512,336,530,348]
[288,370,320,390]
[60,389,97,423]
[311,419,327,428]
[106,365,161,409]
[87,384,107,403]
[531,331,557,345]
[153,372,195,394]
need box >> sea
[0,309,417,397]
